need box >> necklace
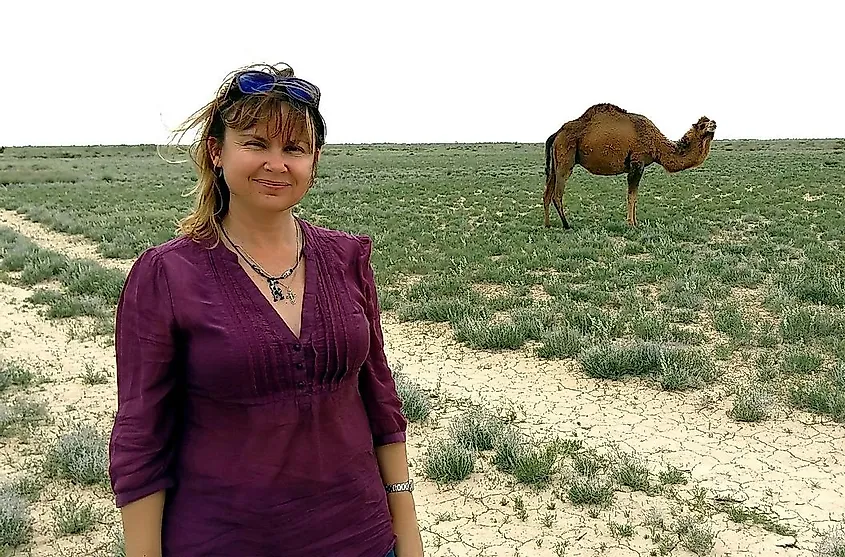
[221,221,303,304]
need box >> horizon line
[3,137,845,149]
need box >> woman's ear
[207,137,222,167]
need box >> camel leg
[543,180,554,227]
[552,180,571,230]
[553,147,577,229]
[626,161,644,226]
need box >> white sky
[2,0,842,146]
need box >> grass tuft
[52,494,99,536]
[43,423,110,485]
[729,382,773,422]
[423,438,475,483]
[578,341,718,390]
[394,373,431,423]
[814,522,845,557]
[789,365,845,422]
[0,487,32,549]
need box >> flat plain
[1,139,844,556]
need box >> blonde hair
[167,62,325,244]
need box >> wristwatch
[384,479,414,493]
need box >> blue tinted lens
[237,72,275,94]
[235,73,318,105]
[283,84,315,104]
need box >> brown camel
[543,103,716,228]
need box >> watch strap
[384,479,414,493]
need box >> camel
[542,103,716,228]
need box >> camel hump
[580,103,628,120]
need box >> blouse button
[295,362,304,370]
[293,343,301,351]
[296,381,306,389]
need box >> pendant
[268,278,296,304]
[268,279,285,302]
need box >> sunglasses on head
[231,71,321,107]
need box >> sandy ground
[1,208,843,556]
[0,210,133,274]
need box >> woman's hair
[167,62,326,243]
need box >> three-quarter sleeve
[355,236,408,447]
[108,247,180,508]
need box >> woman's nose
[263,150,288,172]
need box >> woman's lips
[254,179,292,188]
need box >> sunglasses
[231,71,321,107]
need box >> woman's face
[211,106,319,217]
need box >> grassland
[1,138,844,555]
[3,140,845,405]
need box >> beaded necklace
[221,222,303,304]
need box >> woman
[108,62,424,557]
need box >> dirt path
[0,209,133,273]
[2,210,841,556]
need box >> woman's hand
[388,492,424,557]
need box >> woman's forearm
[119,489,166,557]
[375,442,424,555]
[375,441,412,484]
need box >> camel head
[676,116,717,153]
[694,116,717,136]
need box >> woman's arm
[109,248,180,557]
[376,442,423,557]
[120,490,166,557]
[354,235,423,556]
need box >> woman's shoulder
[300,218,373,262]
[129,234,216,274]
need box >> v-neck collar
[213,216,315,343]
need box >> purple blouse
[108,218,407,557]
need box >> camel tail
[544,130,558,185]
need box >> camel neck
[657,137,713,173]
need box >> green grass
[566,475,615,506]
[815,522,845,557]
[719,503,797,537]
[789,365,845,422]
[578,341,719,390]
[0,487,32,551]
[2,139,845,557]
[2,140,845,404]
[42,423,110,486]
[0,226,124,337]
[422,438,476,483]
[51,495,99,537]
[394,373,432,423]
[3,141,843,303]
[0,398,50,438]
[0,358,37,393]
[728,382,774,422]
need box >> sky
[2,0,843,146]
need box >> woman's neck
[221,207,300,254]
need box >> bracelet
[384,479,414,493]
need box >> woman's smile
[253,178,292,189]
